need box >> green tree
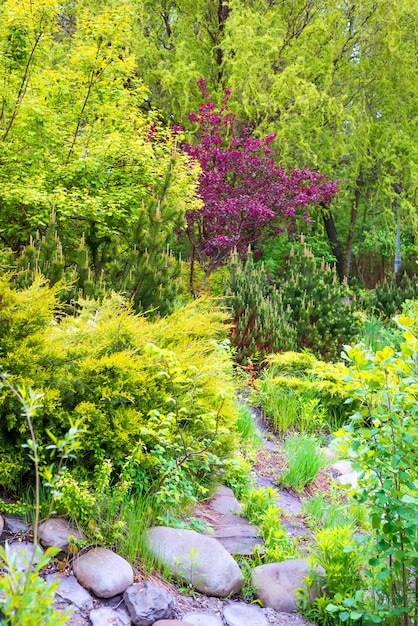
[134,0,418,285]
[0,0,201,302]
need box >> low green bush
[256,351,356,434]
[242,487,297,563]
[301,525,366,626]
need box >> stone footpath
[0,409,359,625]
[0,494,317,626]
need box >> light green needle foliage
[0,278,239,519]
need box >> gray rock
[223,602,269,626]
[153,622,194,626]
[212,524,264,556]
[3,515,27,534]
[0,514,4,537]
[209,486,243,515]
[90,606,132,626]
[336,471,358,489]
[5,541,43,571]
[39,518,83,554]
[147,526,244,597]
[45,573,93,611]
[330,460,353,475]
[183,610,224,625]
[72,548,134,598]
[123,581,174,626]
[252,559,324,613]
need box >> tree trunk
[321,204,345,282]
[345,173,362,278]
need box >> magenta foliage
[183,78,338,269]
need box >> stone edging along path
[0,500,317,626]
[0,409,359,625]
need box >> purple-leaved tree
[182,78,339,295]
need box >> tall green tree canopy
[0,0,200,257]
[135,0,418,283]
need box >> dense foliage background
[0,2,417,623]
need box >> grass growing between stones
[235,404,263,448]
[279,434,326,492]
[302,491,370,532]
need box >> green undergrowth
[255,351,356,435]
[280,434,326,492]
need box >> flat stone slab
[211,520,264,555]
[154,622,194,626]
[274,490,303,515]
[46,574,93,611]
[209,486,243,515]
[183,611,223,626]
[89,606,131,626]
[223,602,269,626]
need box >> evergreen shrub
[276,238,363,360]
[0,277,238,497]
[368,271,418,318]
[225,251,297,363]
[225,238,363,363]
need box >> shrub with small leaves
[330,302,418,624]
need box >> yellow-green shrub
[256,351,356,433]
[0,277,238,495]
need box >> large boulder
[72,548,133,598]
[147,526,244,597]
[38,518,83,554]
[251,559,324,613]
